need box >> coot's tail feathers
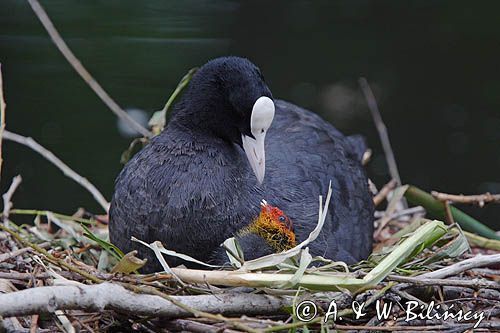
[346,134,369,162]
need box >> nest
[0,180,499,333]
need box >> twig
[29,275,44,333]
[388,275,500,290]
[373,179,397,206]
[2,130,109,212]
[26,0,152,138]
[165,319,243,333]
[0,271,77,281]
[405,185,500,240]
[0,283,289,323]
[391,288,427,308]
[123,284,262,333]
[10,209,96,225]
[419,253,500,279]
[0,64,6,181]
[0,317,25,332]
[432,191,500,207]
[373,206,424,219]
[30,314,39,333]
[443,286,500,301]
[0,223,103,283]
[374,185,410,239]
[2,175,22,226]
[359,78,403,190]
[443,200,455,225]
[0,242,50,263]
[331,322,500,331]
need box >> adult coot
[109,56,373,272]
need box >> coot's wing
[109,131,261,272]
[263,100,374,263]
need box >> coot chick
[239,201,297,259]
[211,201,297,265]
[109,56,374,272]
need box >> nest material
[0,189,499,333]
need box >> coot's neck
[161,106,241,162]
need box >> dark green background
[1,1,499,228]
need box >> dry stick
[387,275,500,290]
[373,179,397,206]
[359,78,402,187]
[419,253,500,279]
[26,0,151,138]
[0,242,50,263]
[0,223,103,284]
[0,64,6,181]
[3,130,109,212]
[123,284,262,333]
[432,191,500,207]
[29,314,39,333]
[374,206,424,220]
[442,200,455,225]
[29,274,44,333]
[0,283,287,331]
[2,175,22,226]
[359,78,407,212]
[165,319,242,333]
[331,322,500,331]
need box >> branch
[26,0,152,138]
[0,283,290,319]
[388,275,500,290]
[419,253,500,279]
[405,185,500,240]
[432,191,500,207]
[2,130,109,212]
[330,322,500,332]
[164,319,242,333]
[359,78,404,196]
[2,175,22,226]
[373,179,397,206]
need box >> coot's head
[172,56,275,183]
[241,200,296,252]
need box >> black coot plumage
[109,56,373,272]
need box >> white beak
[242,96,275,184]
[242,133,266,184]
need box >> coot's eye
[278,216,286,222]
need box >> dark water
[1,1,499,228]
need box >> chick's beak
[242,133,266,184]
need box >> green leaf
[149,67,197,134]
[81,224,124,260]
